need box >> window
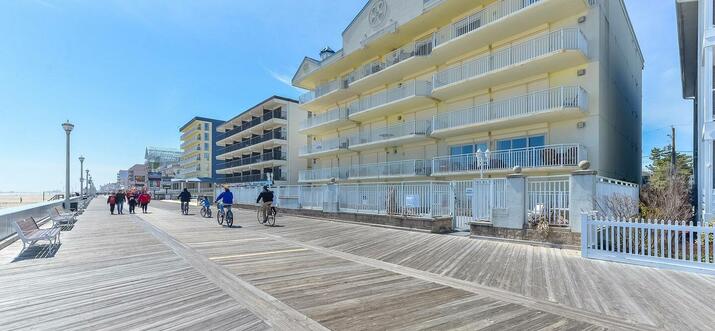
[496,135,545,150]
[204,153,209,160]
[204,133,209,140]
[204,143,209,150]
[449,142,488,156]
[204,123,209,130]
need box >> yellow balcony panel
[298,108,353,135]
[346,56,434,95]
[431,86,588,138]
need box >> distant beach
[0,192,58,209]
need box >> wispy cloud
[265,67,305,93]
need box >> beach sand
[0,193,48,209]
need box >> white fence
[582,216,715,274]
[452,179,507,230]
[596,176,639,218]
[338,182,450,217]
[527,176,570,225]
[1,197,84,240]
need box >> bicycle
[257,204,277,226]
[181,201,189,215]
[200,201,212,218]
[216,203,234,227]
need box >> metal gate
[452,179,506,231]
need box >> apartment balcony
[299,107,352,135]
[217,109,287,145]
[180,126,201,140]
[299,137,352,158]
[349,121,432,151]
[216,152,287,174]
[217,129,287,160]
[431,143,586,176]
[347,159,431,180]
[180,136,201,150]
[431,86,588,137]
[347,80,435,122]
[344,38,434,95]
[431,0,588,64]
[432,28,588,100]
[298,167,346,183]
[298,79,352,111]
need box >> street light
[85,169,90,195]
[475,148,491,179]
[62,121,74,210]
[79,156,85,196]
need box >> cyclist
[256,185,274,224]
[215,187,234,216]
[178,188,192,214]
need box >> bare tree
[640,175,693,221]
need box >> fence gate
[452,181,472,231]
[452,179,499,231]
[472,179,492,221]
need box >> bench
[50,207,76,227]
[13,217,61,252]
[55,206,78,218]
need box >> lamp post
[475,148,491,179]
[62,121,74,210]
[85,169,90,195]
[79,156,85,196]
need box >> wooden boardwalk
[1,200,713,330]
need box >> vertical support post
[569,169,597,233]
[581,213,589,257]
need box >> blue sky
[0,0,693,192]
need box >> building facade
[127,164,148,189]
[677,0,711,221]
[116,170,129,189]
[179,117,224,180]
[215,96,308,185]
[292,0,643,185]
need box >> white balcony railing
[432,144,586,175]
[433,86,587,131]
[348,159,431,179]
[433,28,588,89]
[355,120,431,146]
[299,167,345,182]
[348,80,433,117]
[300,107,349,131]
[434,0,544,46]
[299,137,352,156]
[299,78,347,104]
[345,36,434,85]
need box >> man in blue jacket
[215,187,234,215]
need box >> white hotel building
[292,0,643,184]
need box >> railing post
[581,213,589,257]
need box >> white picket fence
[582,215,715,274]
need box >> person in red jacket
[138,190,151,214]
[107,192,117,215]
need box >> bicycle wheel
[226,211,233,227]
[206,208,212,218]
[217,211,224,225]
[256,208,263,225]
[200,207,207,218]
[267,208,276,227]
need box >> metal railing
[218,109,286,140]
[217,151,287,171]
[299,137,352,156]
[299,78,348,104]
[299,167,346,182]
[338,182,451,217]
[432,144,586,175]
[433,28,588,88]
[180,135,201,149]
[348,159,431,179]
[355,120,431,146]
[218,129,286,156]
[433,86,588,131]
[348,80,433,117]
[527,176,570,225]
[300,107,349,131]
[434,0,543,46]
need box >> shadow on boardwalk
[12,243,61,262]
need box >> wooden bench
[13,217,61,252]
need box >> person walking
[115,190,126,214]
[127,191,138,214]
[256,186,274,224]
[107,192,117,215]
[138,190,151,213]
[178,188,192,214]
